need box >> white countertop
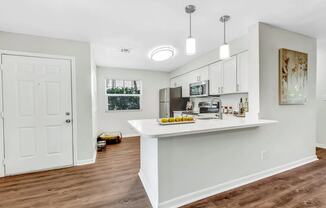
[128,115,277,138]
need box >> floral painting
[279,48,308,105]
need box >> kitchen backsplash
[190,93,248,113]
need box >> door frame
[0,50,78,177]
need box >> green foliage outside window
[106,79,141,111]
[106,87,140,95]
[108,96,140,110]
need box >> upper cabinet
[171,67,209,98]
[170,76,181,88]
[209,51,248,95]
[221,56,237,94]
[171,50,248,97]
[208,62,223,95]
[236,51,249,92]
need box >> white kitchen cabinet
[196,66,209,82]
[209,56,237,95]
[171,51,248,97]
[180,73,190,97]
[170,77,181,88]
[222,56,237,94]
[170,74,190,97]
[236,51,249,92]
[208,62,223,95]
[188,67,209,83]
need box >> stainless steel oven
[189,80,209,97]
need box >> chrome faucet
[211,97,223,119]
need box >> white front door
[2,54,73,175]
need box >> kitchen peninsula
[128,116,277,208]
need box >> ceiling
[0,0,326,71]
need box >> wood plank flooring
[0,137,325,208]
[0,137,151,208]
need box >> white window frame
[105,79,142,112]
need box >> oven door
[189,81,209,97]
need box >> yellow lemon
[160,118,168,123]
[175,117,182,122]
[168,117,175,122]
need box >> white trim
[156,155,318,208]
[123,133,140,138]
[76,151,97,166]
[0,50,78,176]
[316,143,326,149]
[139,171,158,208]
[70,57,78,167]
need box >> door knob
[65,119,71,123]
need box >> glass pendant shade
[219,43,230,60]
[186,37,196,55]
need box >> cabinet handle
[221,87,223,94]
[218,87,220,93]
[236,84,240,91]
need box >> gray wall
[258,23,317,162]
[0,31,94,162]
[316,38,326,147]
[96,66,169,136]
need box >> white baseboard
[157,155,318,208]
[76,151,97,166]
[139,171,158,208]
[316,143,326,149]
[123,133,140,138]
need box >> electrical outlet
[261,150,269,161]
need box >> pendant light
[219,15,231,60]
[185,5,196,55]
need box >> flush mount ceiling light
[149,46,176,62]
[219,15,231,60]
[185,5,196,56]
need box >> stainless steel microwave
[189,80,209,97]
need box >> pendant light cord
[224,20,226,44]
[189,13,192,37]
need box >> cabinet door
[222,56,237,94]
[208,62,222,95]
[170,77,181,88]
[198,66,209,81]
[181,73,190,97]
[237,51,249,92]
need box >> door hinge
[0,112,4,119]
[2,158,6,166]
[0,64,3,71]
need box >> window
[105,79,142,111]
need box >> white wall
[90,45,98,155]
[257,23,317,162]
[96,67,169,137]
[316,39,326,147]
[0,31,95,164]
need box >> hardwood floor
[0,137,151,208]
[0,137,325,208]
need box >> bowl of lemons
[158,116,195,125]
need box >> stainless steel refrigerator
[159,87,188,118]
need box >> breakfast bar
[128,117,277,208]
